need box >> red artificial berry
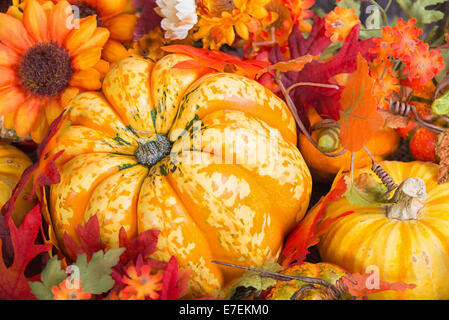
[396,121,418,140]
[409,127,437,162]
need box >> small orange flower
[283,0,314,33]
[372,26,398,64]
[370,60,400,108]
[52,279,92,300]
[194,0,276,49]
[0,0,109,142]
[371,18,444,88]
[402,42,445,86]
[389,18,423,59]
[121,265,164,300]
[253,0,313,50]
[324,6,360,42]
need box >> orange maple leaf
[339,54,384,152]
[161,45,269,79]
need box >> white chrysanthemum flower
[156,0,198,40]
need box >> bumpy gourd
[40,54,312,297]
[318,161,449,299]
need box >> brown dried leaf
[379,109,410,129]
[436,130,449,184]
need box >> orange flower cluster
[324,6,360,42]
[372,18,444,88]
[118,265,164,300]
[52,280,92,300]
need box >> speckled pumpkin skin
[0,143,34,226]
[41,54,312,297]
[318,161,449,299]
[262,263,350,300]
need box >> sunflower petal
[49,0,75,45]
[30,110,49,143]
[61,86,79,107]
[96,0,127,19]
[0,13,34,53]
[30,99,49,143]
[3,111,15,129]
[70,68,101,91]
[0,42,20,67]
[0,66,18,87]
[14,97,42,137]
[103,13,136,42]
[102,39,128,63]
[0,86,27,115]
[23,0,48,42]
[70,27,110,56]
[72,47,103,70]
[93,59,110,78]
[45,96,64,125]
[64,15,98,55]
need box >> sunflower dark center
[135,135,172,168]
[0,0,12,13]
[18,42,74,98]
[71,2,102,26]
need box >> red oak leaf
[162,45,269,79]
[341,272,416,298]
[111,229,191,299]
[111,228,166,289]
[132,0,162,41]
[0,205,51,300]
[159,256,190,300]
[118,228,160,266]
[269,17,377,130]
[62,215,106,262]
[282,177,352,267]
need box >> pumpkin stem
[386,177,427,220]
[135,134,172,168]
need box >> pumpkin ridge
[84,164,149,246]
[50,153,139,245]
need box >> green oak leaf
[396,0,449,30]
[76,248,125,295]
[29,256,68,300]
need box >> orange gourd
[40,54,312,297]
[317,161,449,299]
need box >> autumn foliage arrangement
[0,0,448,301]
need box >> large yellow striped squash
[40,54,312,297]
[318,161,449,299]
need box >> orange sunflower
[0,0,109,142]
